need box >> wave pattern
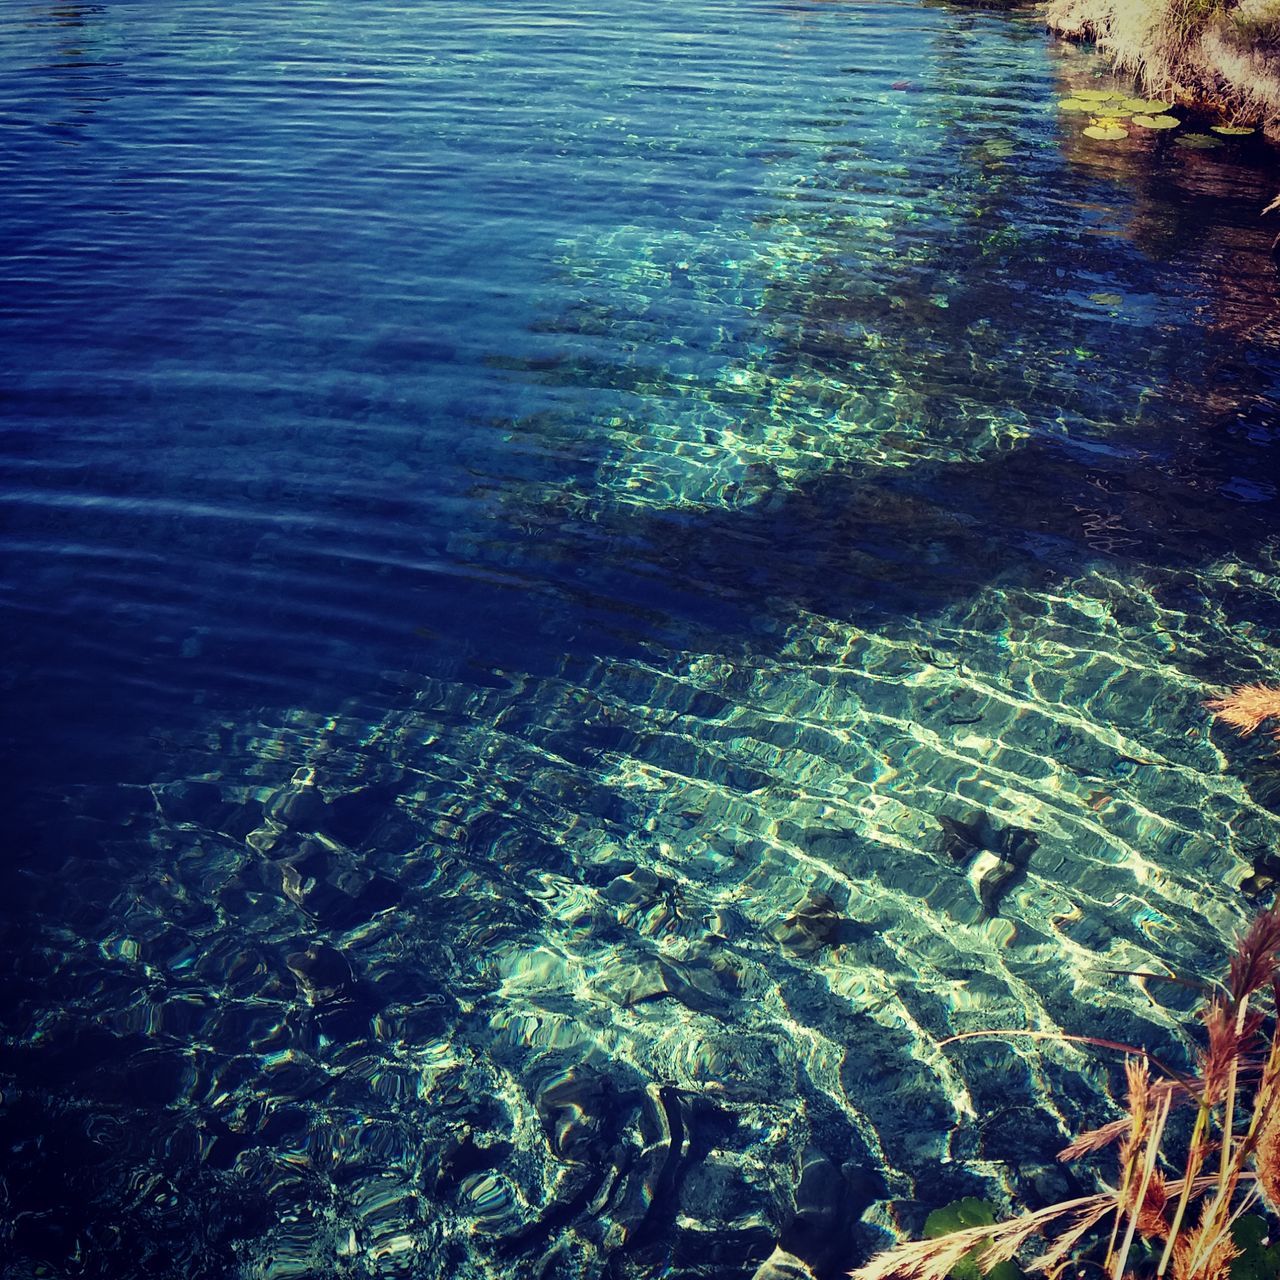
[2,1,1280,1278]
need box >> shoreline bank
[1041,0,1280,136]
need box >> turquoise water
[2,1,1280,1277]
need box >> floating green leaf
[1089,292,1124,306]
[1084,124,1129,140]
[1121,97,1151,111]
[924,1200,1025,1280]
[1131,113,1180,129]
[1074,88,1123,101]
[1141,99,1173,112]
[1176,132,1223,148]
[1058,98,1094,112]
[1211,124,1256,136]
[1230,1215,1280,1280]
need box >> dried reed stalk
[852,905,1280,1280]
[1204,683,1280,738]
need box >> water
[2,1,1280,1277]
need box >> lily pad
[1120,97,1152,111]
[1131,113,1180,129]
[1211,124,1256,136]
[1141,99,1173,112]
[1176,132,1223,148]
[1058,98,1094,112]
[1074,88,1124,101]
[1084,124,1129,140]
[1089,291,1124,306]
[1230,1215,1280,1280]
[924,1200,1025,1280]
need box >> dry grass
[1044,0,1220,92]
[1204,682,1280,738]
[1044,0,1280,129]
[850,905,1280,1280]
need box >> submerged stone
[265,785,330,832]
[937,811,1037,919]
[535,1065,609,1163]
[769,891,844,954]
[1243,852,1280,898]
[326,780,412,848]
[278,840,400,926]
[778,1146,852,1272]
[750,1247,817,1280]
[154,779,224,825]
[286,941,357,1007]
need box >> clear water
[2,1,1280,1277]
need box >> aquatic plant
[1085,122,1132,139]
[1060,85,1185,140]
[850,904,1280,1280]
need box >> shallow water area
[2,1,1280,1278]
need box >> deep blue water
[3,1,1280,1278]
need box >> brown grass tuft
[1170,1208,1241,1280]
[1228,908,1280,1003]
[853,901,1280,1280]
[1204,683,1280,737]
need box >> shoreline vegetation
[1040,0,1280,135]
[851,903,1280,1280]
[843,699,1280,1280]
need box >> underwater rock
[670,1150,776,1270]
[769,892,844,955]
[751,1247,818,1280]
[967,849,1025,920]
[536,1065,609,1164]
[326,780,413,850]
[600,866,664,906]
[279,840,400,926]
[1242,868,1275,897]
[265,784,330,832]
[75,783,148,825]
[598,866,700,936]
[778,1146,850,1273]
[154,779,225,826]
[586,1084,683,1249]
[593,954,735,1016]
[524,1068,697,1260]
[938,812,993,862]
[1242,852,1280,898]
[286,941,357,1007]
[154,780,261,837]
[459,1170,523,1238]
[431,1129,515,1194]
[936,810,1038,919]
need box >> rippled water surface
[3,1,1280,1277]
